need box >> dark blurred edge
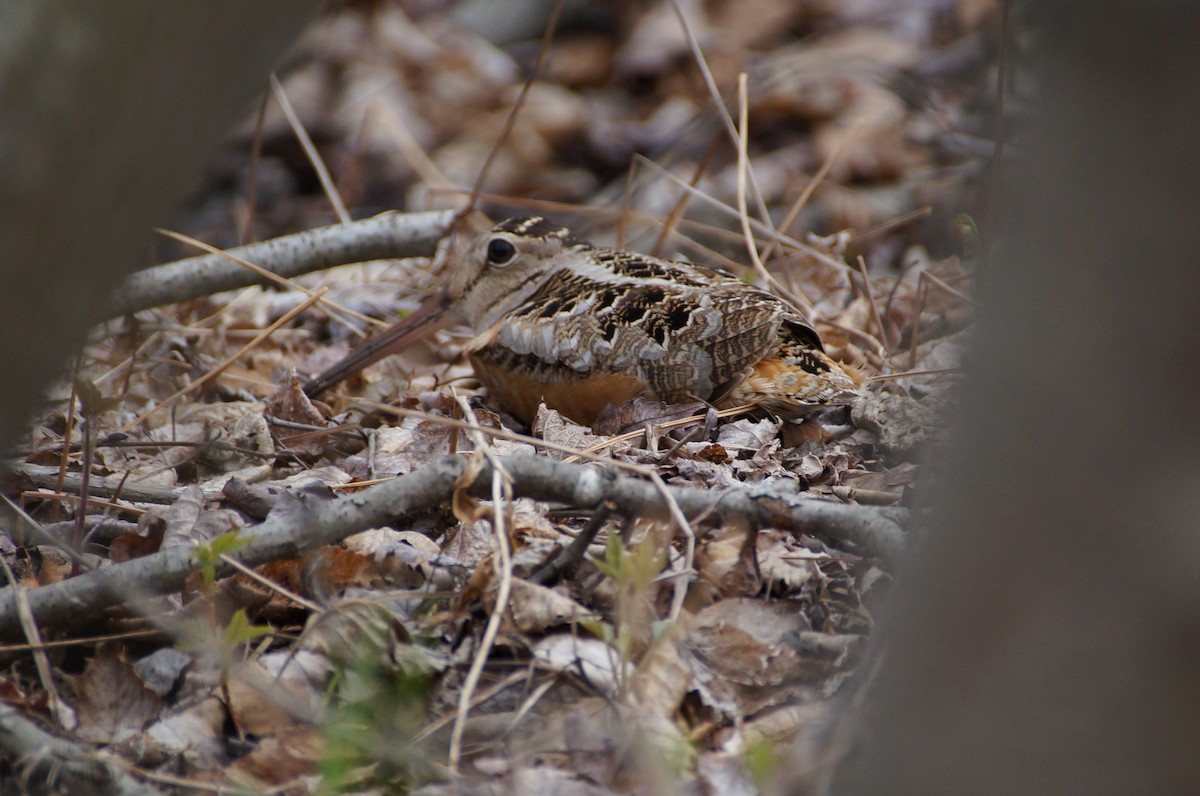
[830,3,1200,795]
[0,1,320,449]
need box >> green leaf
[191,530,250,587]
[224,608,272,646]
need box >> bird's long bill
[303,288,455,397]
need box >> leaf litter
[0,1,998,793]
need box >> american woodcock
[305,216,861,426]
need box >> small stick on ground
[112,210,453,316]
[0,702,163,796]
[531,500,615,585]
[0,454,907,641]
[119,289,328,433]
[447,396,515,771]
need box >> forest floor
[1,1,999,793]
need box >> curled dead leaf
[489,579,592,634]
[451,451,487,523]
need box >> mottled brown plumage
[448,217,861,425]
[305,216,861,425]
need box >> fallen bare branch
[110,210,454,316]
[0,702,162,796]
[9,463,221,504]
[0,455,906,639]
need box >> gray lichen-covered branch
[0,454,907,639]
[0,703,164,796]
[110,210,454,316]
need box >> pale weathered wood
[831,4,1200,794]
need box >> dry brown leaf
[297,601,407,665]
[592,396,707,437]
[343,414,455,478]
[450,449,486,524]
[345,527,449,589]
[686,598,858,689]
[72,643,165,745]
[226,659,316,736]
[517,697,623,788]
[266,373,332,458]
[493,579,591,634]
[298,545,385,597]
[755,530,838,599]
[228,725,325,789]
[143,696,225,765]
[109,512,166,563]
[693,515,761,601]
[154,486,240,553]
[534,404,615,459]
[629,626,693,721]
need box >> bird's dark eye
[486,238,517,266]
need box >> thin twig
[1,495,91,570]
[240,90,270,245]
[464,0,565,213]
[849,206,932,246]
[669,0,771,227]
[920,270,979,307]
[646,469,697,622]
[20,491,144,517]
[74,413,94,571]
[0,629,160,654]
[270,73,351,224]
[448,395,514,770]
[54,372,80,524]
[10,464,216,505]
[531,501,614,585]
[0,555,75,731]
[783,120,860,241]
[632,155,854,277]
[371,101,456,192]
[867,368,961,383]
[855,255,892,353]
[765,118,864,268]
[651,132,722,258]
[411,670,527,745]
[119,288,327,432]
[350,397,751,471]
[733,73,813,313]
[218,554,322,613]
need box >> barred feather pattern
[451,217,861,424]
